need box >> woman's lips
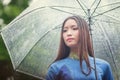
[66,38,74,42]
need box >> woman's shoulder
[96,58,110,67]
[93,57,114,80]
[90,56,109,63]
[89,56,111,68]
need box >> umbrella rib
[101,24,119,79]
[93,23,111,57]
[96,1,120,9]
[91,12,120,24]
[50,6,86,18]
[92,18,120,24]
[93,10,120,22]
[50,6,81,9]
[96,22,119,79]
[90,0,97,9]
[77,0,88,9]
[76,0,88,16]
[91,0,101,16]
[50,7,78,15]
[93,23,118,75]
[99,14,120,23]
[93,6,120,17]
[0,33,16,69]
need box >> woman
[46,15,114,80]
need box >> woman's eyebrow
[63,26,68,29]
[70,25,78,29]
[63,24,77,29]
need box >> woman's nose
[67,30,72,36]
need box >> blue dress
[46,57,114,80]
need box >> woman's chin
[67,43,78,48]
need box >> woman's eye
[63,29,67,32]
[73,27,78,30]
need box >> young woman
[46,15,114,80]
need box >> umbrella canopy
[1,0,120,79]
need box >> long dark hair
[54,15,96,77]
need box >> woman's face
[63,19,80,48]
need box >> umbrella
[1,0,120,79]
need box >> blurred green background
[0,0,40,80]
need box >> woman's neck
[69,47,79,60]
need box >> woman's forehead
[64,19,77,27]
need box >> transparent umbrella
[0,0,120,80]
